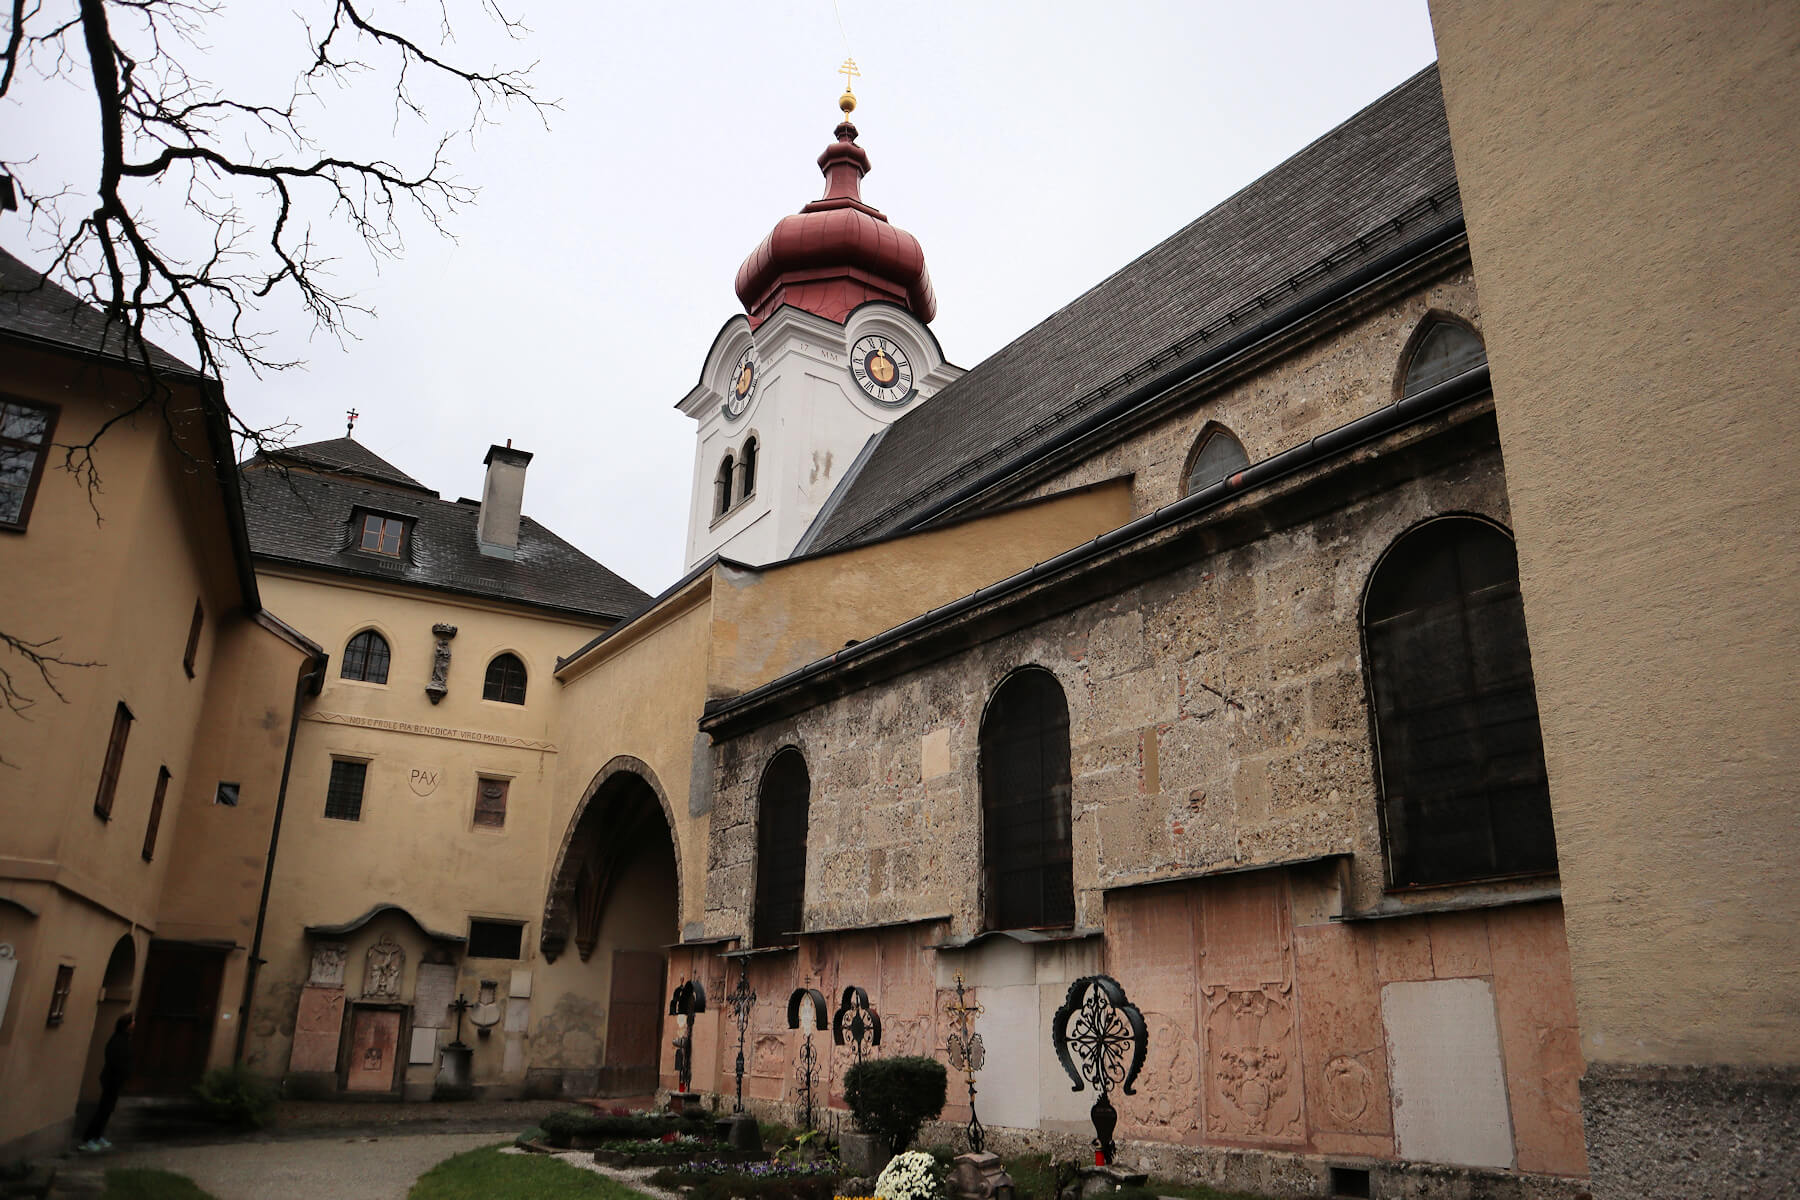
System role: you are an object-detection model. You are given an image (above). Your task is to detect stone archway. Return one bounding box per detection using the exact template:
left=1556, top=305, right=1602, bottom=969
left=542, top=755, right=681, bottom=963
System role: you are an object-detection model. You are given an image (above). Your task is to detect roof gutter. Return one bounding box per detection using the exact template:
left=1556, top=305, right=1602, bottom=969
left=702, top=359, right=1490, bottom=735
left=824, top=214, right=1468, bottom=550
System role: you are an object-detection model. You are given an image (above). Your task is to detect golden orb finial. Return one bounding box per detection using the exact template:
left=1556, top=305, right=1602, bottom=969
left=837, top=57, right=860, bottom=121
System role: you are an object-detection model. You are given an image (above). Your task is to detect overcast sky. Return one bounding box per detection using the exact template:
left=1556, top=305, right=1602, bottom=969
left=7, top=1, right=1438, bottom=595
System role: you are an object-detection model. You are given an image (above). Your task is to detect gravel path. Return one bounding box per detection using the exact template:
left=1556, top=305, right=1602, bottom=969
left=100, top=1130, right=506, bottom=1200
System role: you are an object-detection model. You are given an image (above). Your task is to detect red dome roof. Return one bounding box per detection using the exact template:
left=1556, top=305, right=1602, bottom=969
left=734, top=122, right=936, bottom=328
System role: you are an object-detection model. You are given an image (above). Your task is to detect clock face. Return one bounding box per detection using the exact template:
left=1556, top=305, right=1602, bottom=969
left=724, top=346, right=757, bottom=419
left=850, top=335, right=916, bottom=405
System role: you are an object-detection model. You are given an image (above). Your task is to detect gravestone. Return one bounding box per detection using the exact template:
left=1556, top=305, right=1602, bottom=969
left=413, top=961, right=456, bottom=1029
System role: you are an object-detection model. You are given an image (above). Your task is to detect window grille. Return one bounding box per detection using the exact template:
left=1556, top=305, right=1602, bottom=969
left=1402, top=321, right=1486, bottom=397
left=483, top=654, right=527, bottom=705
left=341, top=630, right=391, bottom=684
left=325, top=759, right=368, bottom=821
left=752, top=748, right=810, bottom=947
left=1185, top=426, right=1250, bottom=494
left=1363, top=517, right=1558, bottom=887
left=980, top=668, right=1074, bottom=929
left=46, top=964, right=73, bottom=1025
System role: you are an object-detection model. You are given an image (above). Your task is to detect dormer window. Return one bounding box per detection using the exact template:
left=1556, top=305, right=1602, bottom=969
left=357, top=511, right=407, bottom=556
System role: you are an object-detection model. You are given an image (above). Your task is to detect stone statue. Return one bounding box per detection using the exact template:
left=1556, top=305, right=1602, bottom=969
left=426, top=623, right=457, bottom=704
left=365, top=935, right=404, bottom=1000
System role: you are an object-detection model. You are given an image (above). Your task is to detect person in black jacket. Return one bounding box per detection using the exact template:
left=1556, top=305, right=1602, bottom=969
left=78, top=1012, right=133, bottom=1152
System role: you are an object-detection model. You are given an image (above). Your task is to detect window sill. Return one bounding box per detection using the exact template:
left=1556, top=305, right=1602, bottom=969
left=1335, top=879, right=1561, bottom=923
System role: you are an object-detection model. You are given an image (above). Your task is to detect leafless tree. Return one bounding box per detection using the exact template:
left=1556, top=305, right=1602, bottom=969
left=0, top=0, right=551, bottom=739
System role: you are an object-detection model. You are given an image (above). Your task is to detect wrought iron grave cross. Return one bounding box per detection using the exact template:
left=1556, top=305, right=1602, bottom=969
left=668, top=977, right=707, bottom=1095
left=832, top=984, right=882, bottom=1069
left=943, top=970, right=988, bottom=1154
left=1051, top=975, right=1147, bottom=1166
left=787, top=987, right=828, bottom=1130
left=726, top=960, right=757, bottom=1114
left=446, top=993, right=473, bottom=1049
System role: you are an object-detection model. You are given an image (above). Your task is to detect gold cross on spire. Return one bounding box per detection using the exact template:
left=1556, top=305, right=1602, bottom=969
left=837, top=57, right=859, bottom=120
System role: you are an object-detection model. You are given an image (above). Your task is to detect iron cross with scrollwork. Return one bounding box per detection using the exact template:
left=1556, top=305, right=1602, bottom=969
left=832, top=984, right=882, bottom=1069
left=943, top=970, right=988, bottom=1153
left=727, top=960, right=757, bottom=1114
left=1051, top=974, right=1147, bottom=1165
left=668, top=978, right=707, bottom=1094
left=787, top=987, right=827, bottom=1129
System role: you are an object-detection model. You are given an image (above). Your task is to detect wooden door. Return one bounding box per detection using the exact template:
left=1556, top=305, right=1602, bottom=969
left=130, top=941, right=225, bottom=1093
left=599, top=950, right=666, bottom=1096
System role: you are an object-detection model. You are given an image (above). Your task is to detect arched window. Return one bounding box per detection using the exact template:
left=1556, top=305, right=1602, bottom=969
left=1362, top=517, right=1558, bottom=888
left=738, top=437, right=758, bottom=501
left=341, top=629, right=390, bottom=684
left=483, top=653, right=527, bottom=705
left=1184, top=425, right=1250, bottom=495
left=1400, top=319, right=1486, bottom=398
left=714, top=454, right=735, bottom=518
left=753, top=748, right=809, bottom=947
left=980, top=668, right=1074, bottom=929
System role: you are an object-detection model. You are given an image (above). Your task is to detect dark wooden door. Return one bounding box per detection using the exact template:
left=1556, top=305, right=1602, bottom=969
left=599, top=949, right=666, bottom=1096
left=130, top=941, right=225, bottom=1093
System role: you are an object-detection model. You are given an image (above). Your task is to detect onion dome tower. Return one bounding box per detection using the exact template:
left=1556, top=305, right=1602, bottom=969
left=733, top=88, right=936, bottom=328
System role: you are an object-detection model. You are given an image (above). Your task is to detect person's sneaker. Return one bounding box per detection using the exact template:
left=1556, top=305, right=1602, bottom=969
left=95, top=1138, right=113, bottom=1149
left=77, top=1140, right=102, bottom=1152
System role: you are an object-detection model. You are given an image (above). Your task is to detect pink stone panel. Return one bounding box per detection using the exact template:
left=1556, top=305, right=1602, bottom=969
left=288, top=985, right=345, bottom=1073
left=1488, top=904, right=1589, bottom=1177
left=1373, top=921, right=1433, bottom=982
left=1201, top=875, right=1292, bottom=988
left=1198, top=876, right=1304, bottom=1145
left=1427, top=912, right=1494, bottom=979
left=1292, top=924, right=1395, bottom=1146
left=1105, top=885, right=1203, bottom=1144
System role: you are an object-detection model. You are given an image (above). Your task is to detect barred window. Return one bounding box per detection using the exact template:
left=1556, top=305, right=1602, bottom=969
left=341, top=630, right=391, bottom=684
left=1184, top=425, right=1249, bottom=495
left=980, top=668, right=1074, bottom=930
left=1401, top=320, right=1485, bottom=398
left=325, top=759, right=368, bottom=822
left=46, top=964, right=74, bottom=1026
left=483, top=653, right=527, bottom=705
left=752, top=748, right=809, bottom=948
left=1363, top=517, right=1558, bottom=887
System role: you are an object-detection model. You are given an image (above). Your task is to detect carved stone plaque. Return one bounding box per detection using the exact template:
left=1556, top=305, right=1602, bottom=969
left=1381, top=978, right=1514, bottom=1169
left=409, top=1025, right=438, bottom=1065
left=413, top=961, right=456, bottom=1029
left=309, top=941, right=348, bottom=987
left=290, top=985, right=346, bottom=1073
left=364, top=935, right=404, bottom=1000
left=346, top=1007, right=401, bottom=1091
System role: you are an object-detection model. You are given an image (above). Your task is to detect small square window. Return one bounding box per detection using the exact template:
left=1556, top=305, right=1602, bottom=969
left=357, top=512, right=407, bottom=556
left=474, top=778, right=509, bottom=829
left=325, top=759, right=368, bottom=821
left=466, top=919, right=523, bottom=960
left=46, top=964, right=74, bottom=1026
left=215, top=782, right=241, bottom=807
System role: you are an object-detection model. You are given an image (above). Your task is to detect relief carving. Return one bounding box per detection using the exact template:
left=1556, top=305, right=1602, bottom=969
left=751, top=1032, right=788, bottom=1078
left=1202, top=983, right=1303, bottom=1142
left=364, top=935, right=404, bottom=1000
left=1121, top=1012, right=1200, bottom=1133
left=309, top=942, right=348, bottom=987
left=426, top=623, right=457, bottom=705
left=1323, top=1055, right=1372, bottom=1124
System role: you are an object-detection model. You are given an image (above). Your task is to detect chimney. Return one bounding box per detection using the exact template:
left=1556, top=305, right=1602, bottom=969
left=477, top=443, right=532, bottom=559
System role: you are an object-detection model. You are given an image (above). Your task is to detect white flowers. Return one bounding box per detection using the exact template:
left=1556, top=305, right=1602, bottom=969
left=875, top=1150, right=943, bottom=1200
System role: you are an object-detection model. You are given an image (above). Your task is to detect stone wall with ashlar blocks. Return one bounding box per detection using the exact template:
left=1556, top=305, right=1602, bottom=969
left=702, top=437, right=1514, bottom=941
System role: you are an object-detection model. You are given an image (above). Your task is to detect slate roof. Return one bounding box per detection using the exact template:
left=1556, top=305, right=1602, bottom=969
left=0, top=246, right=197, bottom=374
left=806, top=64, right=1462, bottom=550
left=268, top=437, right=433, bottom=494
left=242, top=444, right=650, bottom=621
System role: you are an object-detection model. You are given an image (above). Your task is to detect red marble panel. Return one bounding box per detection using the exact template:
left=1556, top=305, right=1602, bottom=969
left=1198, top=876, right=1303, bottom=1145
left=1373, top=920, right=1433, bottom=982
left=345, top=1007, right=399, bottom=1091
left=1292, top=924, right=1394, bottom=1144
left=1201, top=875, right=1291, bottom=988
left=1106, top=886, right=1203, bottom=1144
left=288, top=985, right=345, bottom=1073
left=1488, top=904, right=1589, bottom=1177
left=1427, top=912, right=1494, bottom=979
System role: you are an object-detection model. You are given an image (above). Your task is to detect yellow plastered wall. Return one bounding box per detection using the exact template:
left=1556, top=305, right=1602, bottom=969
left=1429, top=1, right=1800, bottom=1065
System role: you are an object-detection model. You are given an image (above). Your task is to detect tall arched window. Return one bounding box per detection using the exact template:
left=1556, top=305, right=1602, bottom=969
left=341, top=629, right=390, bottom=684
left=1184, top=425, right=1250, bottom=495
left=980, top=668, right=1074, bottom=930
left=738, top=437, right=758, bottom=501
left=1400, top=319, right=1486, bottom=398
left=483, top=653, right=527, bottom=705
left=1362, top=517, right=1557, bottom=888
left=753, top=747, right=809, bottom=947
left=714, top=454, right=735, bottom=518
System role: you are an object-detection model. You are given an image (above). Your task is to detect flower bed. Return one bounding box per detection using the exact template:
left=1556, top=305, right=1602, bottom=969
left=540, top=1107, right=715, bottom=1150
left=648, top=1158, right=843, bottom=1200
left=592, top=1138, right=763, bottom=1167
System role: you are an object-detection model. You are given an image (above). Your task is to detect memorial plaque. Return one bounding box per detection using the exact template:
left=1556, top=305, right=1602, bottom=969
left=413, top=962, right=456, bottom=1029
left=504, top=996, right=530, bottom=1033
left=409, top=1025, right=438, bottom=1065
left=308, top=942, right=348, bottom=988
left=509, top=968, right=532, bottom=998
left=289, top=985, right=346, bottom=1073
left=364, top=935, right=404, bottom=1000
left=503, top=1034, right=524, bottom=1075
left=346, top=1007, right=401, bottom=1091
left=1381, top=978, right=1514, bottom=1168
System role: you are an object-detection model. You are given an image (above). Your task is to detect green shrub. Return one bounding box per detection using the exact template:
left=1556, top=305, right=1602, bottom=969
left=192, top=1064, right=276, bottom=1129
left=514, top=1125, right=547, bottom=1148
left=539, top=1109, right=715, bottom=1148
left=844, top=1055, right=948, bottom=1155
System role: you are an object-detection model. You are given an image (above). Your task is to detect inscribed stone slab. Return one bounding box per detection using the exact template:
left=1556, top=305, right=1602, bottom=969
left=289, top=985, right=346, bottom=1073
left=409, top=1026, right=438, bottom=1065
left=413, top=962, right=456, bottom=1029
left=510, top=968, right=532, bottom=998
left=503, top=1034, right=524, bottom=1075
left=504, top=996, right=530, bottom=1033
left=1381, top=978, right=1514, bottom=1169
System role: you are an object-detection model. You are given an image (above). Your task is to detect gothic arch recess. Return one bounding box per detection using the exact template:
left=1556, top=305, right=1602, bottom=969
left=1393, top=310, right=1485, bottom=400
left=540, top=755, right=681, bottom=963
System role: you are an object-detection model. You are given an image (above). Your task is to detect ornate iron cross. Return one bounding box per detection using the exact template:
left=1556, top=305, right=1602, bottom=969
left=727, top=960, right=757, bottom=1114
left=832, top=984, right=882, bottom=1069
left=787, top=987, right=828, bottom=1130
left=943, top=970, right=988, bottom=1154
left=1051, top=975, right=1147, bottom=1165
left=446, top=993, right=473, bottom=1049
left=668, top=977, right=707, bottom=1095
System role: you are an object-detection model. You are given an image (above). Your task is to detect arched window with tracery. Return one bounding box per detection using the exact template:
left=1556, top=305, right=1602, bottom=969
left=341, top=629, right=390, bottom=684
left=483, top=652, right=527, bottom=705
left=752, top=747, right=809, bottom=947
left=1183, top=425, right=1250, bottom=495
left=980, top=668, right=1074, bottom=930
left=738, top=437, right=758, bottom=501
left=1400, top=318, right=1486, bottom=398
left=714, top=454, right=735, bottom=518
left=1362, top=516, right=1558, bottom=888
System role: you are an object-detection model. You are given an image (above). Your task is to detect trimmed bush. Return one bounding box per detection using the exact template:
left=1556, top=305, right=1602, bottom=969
left=843, top=1056, right=947, bottom=1155
left=192, top=1064, right=276, bottom=1129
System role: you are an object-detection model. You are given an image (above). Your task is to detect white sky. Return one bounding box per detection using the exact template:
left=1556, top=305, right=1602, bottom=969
left=5, top=1, right=1438, bottom=595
